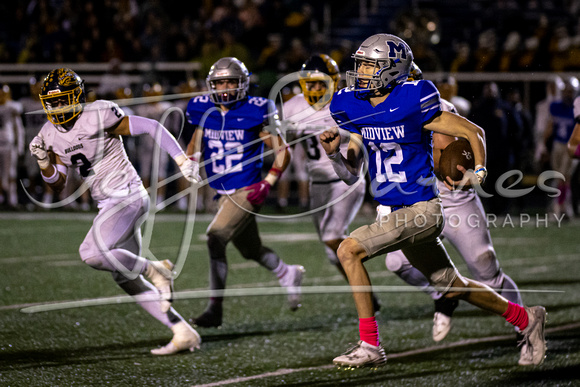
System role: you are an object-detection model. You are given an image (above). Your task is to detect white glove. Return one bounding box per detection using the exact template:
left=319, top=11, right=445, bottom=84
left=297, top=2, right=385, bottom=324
left=29, top=135, right=50, bottom=169
left=178, top=157, right=201, bottom=184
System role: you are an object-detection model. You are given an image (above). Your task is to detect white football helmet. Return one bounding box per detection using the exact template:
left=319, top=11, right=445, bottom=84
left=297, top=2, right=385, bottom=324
left=347, top=34, right=413, bottom=97
left=206, top=57, right=250, bottom=105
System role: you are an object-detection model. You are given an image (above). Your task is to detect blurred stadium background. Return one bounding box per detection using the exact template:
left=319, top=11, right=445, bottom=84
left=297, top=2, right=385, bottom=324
left=0, top=0, right=580, bottom=213
left=2, top=0, right=580, bottom=213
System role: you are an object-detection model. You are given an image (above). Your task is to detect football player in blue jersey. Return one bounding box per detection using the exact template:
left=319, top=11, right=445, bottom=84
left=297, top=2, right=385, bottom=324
left=320, top=34, right=546, bottom=368
left=385, top=64, right=526, bottom=363
left=185, top=57, right=305, bottom=327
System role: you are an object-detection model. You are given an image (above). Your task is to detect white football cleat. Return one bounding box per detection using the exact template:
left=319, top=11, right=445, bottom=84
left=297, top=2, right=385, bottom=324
left=433, top=312, right=453, bottom=342
left=518, top=306, right=547, bottom=366
left=333, top=340, right=387, bottom=368
left=279, top=265, right=305, bottom=311
left=151, top=321, right=201, bottom=355
left=145, top=259, right=174, bottom=313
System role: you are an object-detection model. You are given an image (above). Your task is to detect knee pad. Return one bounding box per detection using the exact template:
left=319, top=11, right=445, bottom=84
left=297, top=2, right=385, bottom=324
left=471, top=250, right=503, bottom=288
left=385, top=251, right=407, bottom=272
left=429, top=267, right=460, bottom=293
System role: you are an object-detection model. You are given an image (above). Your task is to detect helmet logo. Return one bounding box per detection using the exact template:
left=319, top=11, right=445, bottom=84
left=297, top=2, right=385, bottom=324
left=215, top=70, right=229, bottom=77
left=386, top=41, right=408, bottom=59
left=47, top=89, right=61, bottom=94
left=58, top=69, right=79, bottom=86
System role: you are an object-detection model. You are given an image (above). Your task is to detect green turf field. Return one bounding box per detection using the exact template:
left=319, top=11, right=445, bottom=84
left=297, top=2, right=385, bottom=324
left=1, top=211, right=579, bottom=386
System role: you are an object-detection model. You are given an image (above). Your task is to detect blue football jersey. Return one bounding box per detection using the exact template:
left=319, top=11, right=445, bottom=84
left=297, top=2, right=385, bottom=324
left=330, top=80, right=441, bottom=206
left=186, top=95, right=276, bottom=191
left=549, top=101, right=575, bottom=144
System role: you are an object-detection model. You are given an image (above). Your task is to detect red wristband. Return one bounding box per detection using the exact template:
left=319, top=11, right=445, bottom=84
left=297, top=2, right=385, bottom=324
left=574, top=145, right=580, bottom=158
left=269, top=167, right=283, bottom=177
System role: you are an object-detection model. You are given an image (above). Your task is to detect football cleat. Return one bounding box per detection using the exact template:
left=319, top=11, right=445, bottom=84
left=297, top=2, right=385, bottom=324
left=190, top=306, right=223, bottom=328
left=279, top=265, right=305, bottom=311
left=432, top=297, right=458, bottom=342
left=518, top=306, right=547, bottom=366
left=333, top=340, right=387, bottom=368
left=150, top=321, right=201, bottom=355
left=432, top=312, right=452, bottom=342
left=145, top=259, right=174, bottom=313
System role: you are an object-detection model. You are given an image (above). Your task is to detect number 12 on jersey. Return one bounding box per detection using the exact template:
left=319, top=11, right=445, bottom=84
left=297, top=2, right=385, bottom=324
left=369, top=142, right=406, bottom=183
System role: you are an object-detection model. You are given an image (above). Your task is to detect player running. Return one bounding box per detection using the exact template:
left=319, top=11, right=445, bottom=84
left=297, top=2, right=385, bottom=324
left=282, top=54, right=380, bottom=311
left=320, top=34, right=547, bottom=368
left=185, top=57, right=304, bottom=328
left=29, top=68, right=201, bottom=356
left=385, top=63, right=526, bottom=363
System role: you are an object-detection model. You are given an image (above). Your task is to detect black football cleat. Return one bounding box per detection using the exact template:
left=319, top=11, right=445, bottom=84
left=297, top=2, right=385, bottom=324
left=190, top=307, right=222, bottom=328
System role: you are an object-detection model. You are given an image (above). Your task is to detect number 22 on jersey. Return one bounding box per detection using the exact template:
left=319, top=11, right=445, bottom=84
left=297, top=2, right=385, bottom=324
left=207, top=140, right=243, bottom=174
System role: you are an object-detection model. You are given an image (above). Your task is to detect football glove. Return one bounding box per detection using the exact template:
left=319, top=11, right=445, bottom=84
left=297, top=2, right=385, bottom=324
left=245, top=180, right=271, bottom=206
left=29, top=135, right=50, bottom=169
left=178, top=157, right=201, bottom=184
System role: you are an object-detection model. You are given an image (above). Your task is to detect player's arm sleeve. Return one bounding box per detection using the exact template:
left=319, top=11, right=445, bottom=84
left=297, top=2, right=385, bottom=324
left=128, top=115, right=185, bottom=160
left=107, top=97, right=185, bottom=162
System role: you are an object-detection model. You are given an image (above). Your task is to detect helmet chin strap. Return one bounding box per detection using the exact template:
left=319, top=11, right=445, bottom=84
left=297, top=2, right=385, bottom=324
left=55, top=113, right=81, bottom=132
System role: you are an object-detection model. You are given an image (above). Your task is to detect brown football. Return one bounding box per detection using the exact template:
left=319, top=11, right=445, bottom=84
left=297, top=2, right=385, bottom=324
left=438, top=139, right=475, bottom=182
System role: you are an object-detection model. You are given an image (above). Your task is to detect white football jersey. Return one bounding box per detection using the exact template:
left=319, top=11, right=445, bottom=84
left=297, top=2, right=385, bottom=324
left=437, top=98, right=475, bottom=208
left=282, top=93, right=350, bottom=182
left=39, top=100, right=141, bottom=202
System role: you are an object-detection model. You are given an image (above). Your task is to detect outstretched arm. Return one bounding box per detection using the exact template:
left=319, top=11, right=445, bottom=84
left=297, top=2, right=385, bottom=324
left=107, top=115, right=200, bottom=183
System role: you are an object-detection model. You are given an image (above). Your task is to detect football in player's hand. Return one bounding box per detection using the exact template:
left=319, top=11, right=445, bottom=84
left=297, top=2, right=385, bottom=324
left=438, top=139, right=475, bottom=182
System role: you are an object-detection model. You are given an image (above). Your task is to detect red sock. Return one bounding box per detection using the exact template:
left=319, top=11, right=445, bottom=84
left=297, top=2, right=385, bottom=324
left=501, top=301, right=528, bottom=331
left=359, top=316, right=379, bottom=346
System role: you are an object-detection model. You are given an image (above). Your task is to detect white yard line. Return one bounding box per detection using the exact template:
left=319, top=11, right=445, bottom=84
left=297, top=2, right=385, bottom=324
left=191, top=322, right=580, bottom=387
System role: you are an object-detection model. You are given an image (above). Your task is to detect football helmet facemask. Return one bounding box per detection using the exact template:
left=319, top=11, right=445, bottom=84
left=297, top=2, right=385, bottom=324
left=299, top=54, right=341, bottom=106
left=206, top=57, right=250, bottom=105
left=39, top=68, right=85, bottom=130
left=347, top=34, right=413, bottom=98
